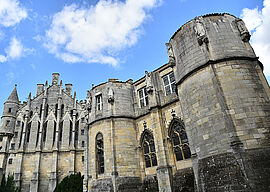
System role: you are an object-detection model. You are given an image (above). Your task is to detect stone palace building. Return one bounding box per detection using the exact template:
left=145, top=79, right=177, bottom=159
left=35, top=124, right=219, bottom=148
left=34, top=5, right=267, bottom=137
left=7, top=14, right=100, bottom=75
left=0, top=13, right=270, bottom=192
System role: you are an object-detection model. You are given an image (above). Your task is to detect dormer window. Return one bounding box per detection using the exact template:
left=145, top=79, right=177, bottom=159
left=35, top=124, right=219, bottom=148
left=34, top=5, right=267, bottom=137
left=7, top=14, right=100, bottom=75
left=96, top=95, right=102, bottom=111
left=138, top=87, right=149, bottom=107
left=162, top=72, right=176, bottom=96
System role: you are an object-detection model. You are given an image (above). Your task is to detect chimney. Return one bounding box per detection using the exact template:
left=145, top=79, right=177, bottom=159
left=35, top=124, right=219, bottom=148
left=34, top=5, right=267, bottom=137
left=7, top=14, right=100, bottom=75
left=52, top=73, right=60, bottom=85
left=36, top=84, right=44, bottom=95
left=65, top=84, right=72, bottom=96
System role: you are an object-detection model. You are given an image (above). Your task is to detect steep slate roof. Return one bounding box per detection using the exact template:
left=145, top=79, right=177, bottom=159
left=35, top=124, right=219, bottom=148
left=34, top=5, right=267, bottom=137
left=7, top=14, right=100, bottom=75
left=6, top=85, right=19, bottom=103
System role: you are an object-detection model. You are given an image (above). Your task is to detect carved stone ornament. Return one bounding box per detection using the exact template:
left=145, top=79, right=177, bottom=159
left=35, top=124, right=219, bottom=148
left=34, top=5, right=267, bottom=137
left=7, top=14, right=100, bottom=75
left=235, top=18, right=251, bottom=42
left=108, top=87, right=114, bottom=103
left=165, top=42, right=176, bottom=67
left=194, top=18, right=209, bottom=45
left=145, top=71, right=153, bottom=93
left=86, top=90, right=92, bottom=111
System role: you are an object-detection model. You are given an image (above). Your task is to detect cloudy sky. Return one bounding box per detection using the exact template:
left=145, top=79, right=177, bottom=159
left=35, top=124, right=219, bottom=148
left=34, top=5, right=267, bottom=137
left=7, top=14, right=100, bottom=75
left=0, top=0, right=267, bottom=112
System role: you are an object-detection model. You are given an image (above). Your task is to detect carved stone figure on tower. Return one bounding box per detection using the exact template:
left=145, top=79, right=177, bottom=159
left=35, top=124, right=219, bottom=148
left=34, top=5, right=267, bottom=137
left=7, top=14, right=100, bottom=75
left=166, top=42, right=176, bottom=66
left=235, top=18, right=251, bottom=42
left=145, top=71, right=153, bottom=93
left=194, top=18, right=208, bottom=45
left=86, top=90, right=92, bottom=111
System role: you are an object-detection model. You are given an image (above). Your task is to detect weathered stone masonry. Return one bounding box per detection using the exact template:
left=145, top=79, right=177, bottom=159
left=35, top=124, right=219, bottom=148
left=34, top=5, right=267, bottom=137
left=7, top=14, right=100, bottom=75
left=0, top=13, right=269, bottom=192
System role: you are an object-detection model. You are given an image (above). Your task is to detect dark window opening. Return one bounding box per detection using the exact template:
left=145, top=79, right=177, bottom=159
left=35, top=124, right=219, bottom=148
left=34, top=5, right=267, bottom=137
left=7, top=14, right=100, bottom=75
left=75, top=121, right=79, bottom=141
left=55, top=104, right=58, bottom=118
left=10, top=143, right=15, bottom=150
left=8, top=108, right=12, bottom=113
left=26, top=123, right=31, bottom=143
left=82, top=141, right=85, bottom=148
left=82, top=156, right=85, bottom=163
left=6, top=120, right=10, bottom=127
left=142, top=131, right=157, bottom=168
left=59, top=122, right=63, bottom=142
left=45, top=104, right=49, bottom=117
left=69, top=120, right=72, bottom=143
left=8, top=158, right=12, bottom=164
left=96, top=133, right=104, bottom=174
left=43, top=122, right=47, bottom=142
left=171, top=121, right=191, bottom=161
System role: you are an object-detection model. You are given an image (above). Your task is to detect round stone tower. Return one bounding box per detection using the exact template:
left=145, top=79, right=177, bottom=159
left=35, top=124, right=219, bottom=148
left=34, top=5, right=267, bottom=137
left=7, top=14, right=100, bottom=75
left=87, top=79, right=141, bottom=192
left=0, top=85, right=19, bottom=135
left=167, top=13, right=270, bottom=191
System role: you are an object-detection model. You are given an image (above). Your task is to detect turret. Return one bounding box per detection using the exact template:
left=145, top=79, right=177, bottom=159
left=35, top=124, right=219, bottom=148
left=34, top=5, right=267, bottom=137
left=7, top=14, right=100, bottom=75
left=0, top=85, right=19, bottom=135
left=168, top=13, right=270, bottom=191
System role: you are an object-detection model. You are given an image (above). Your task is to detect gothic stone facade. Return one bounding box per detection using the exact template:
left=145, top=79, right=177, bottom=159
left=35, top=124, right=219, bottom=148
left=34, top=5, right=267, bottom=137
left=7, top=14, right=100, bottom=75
left=0, top=13, right=270, bottom=192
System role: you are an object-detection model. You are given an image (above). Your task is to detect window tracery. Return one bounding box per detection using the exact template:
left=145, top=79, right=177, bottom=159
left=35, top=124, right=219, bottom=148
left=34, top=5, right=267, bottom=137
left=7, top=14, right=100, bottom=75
left=170, top=120, right=191, bottom=161
left=142, top=131, right=157, bottom=168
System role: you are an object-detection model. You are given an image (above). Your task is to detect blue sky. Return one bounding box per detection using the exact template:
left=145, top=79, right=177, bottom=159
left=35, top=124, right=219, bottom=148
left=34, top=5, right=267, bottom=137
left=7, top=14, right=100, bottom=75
left=0, top=0, right=267, bottom=112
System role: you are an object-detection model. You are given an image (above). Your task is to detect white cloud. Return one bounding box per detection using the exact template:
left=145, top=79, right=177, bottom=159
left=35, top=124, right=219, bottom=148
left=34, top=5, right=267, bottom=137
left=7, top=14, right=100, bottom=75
left=44, top=0, right=161, bottom=66
left=241, top=0, right=270, bottom=76
left=0, top=0, right=27, bottom=27
left=0, top=37, right=34, bottom=63
left=0, top=54, right=7, bottom=62
left=6, top=37, right=23, bottom=59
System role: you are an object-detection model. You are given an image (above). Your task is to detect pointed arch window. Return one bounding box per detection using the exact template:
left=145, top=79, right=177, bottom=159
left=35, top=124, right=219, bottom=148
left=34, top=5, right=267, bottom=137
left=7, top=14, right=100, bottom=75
left=142, top=131, right=157, bottom=168
left=96, top=133, right=104, bottom=174
left=170, top=120, right=191, bottom=161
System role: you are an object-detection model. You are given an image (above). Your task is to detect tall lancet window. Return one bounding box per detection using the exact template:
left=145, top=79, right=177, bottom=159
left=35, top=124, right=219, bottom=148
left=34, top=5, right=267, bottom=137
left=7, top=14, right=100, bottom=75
left=142, top=131, right=157, bottom=168
left=170, top=120, right=191, bottom=161
left=26, top=123, right=31, bottom=143
left=96, top=133, right=104, bottom=174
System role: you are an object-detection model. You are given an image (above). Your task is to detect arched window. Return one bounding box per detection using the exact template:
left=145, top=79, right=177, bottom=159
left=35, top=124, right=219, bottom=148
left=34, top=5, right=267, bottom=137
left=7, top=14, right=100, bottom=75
left=170, top=120, right=191, bottom=161
left=96, top=133, right=104, bottom=174
left=142, top=131, right=157, bottom=168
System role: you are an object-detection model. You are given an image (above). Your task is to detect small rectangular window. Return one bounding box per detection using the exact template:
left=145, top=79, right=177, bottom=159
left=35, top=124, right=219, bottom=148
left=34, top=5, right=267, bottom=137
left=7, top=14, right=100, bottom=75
left=0, top=136, right=3, bottom=142
left=8, top=158, right=12, bottom=164
left=6, top=120, right=10, bottom=127
left=16, top=121, right=21, bottom=127
left=82, top=141, right=85, bottom=148
left=10, top=143, right=15, bottom=150
left=8, top=108, right=12, bottom=113
left=96, top=95, right=102, bottom=111
left=82, top=156, right=85, bottom=163
left=14, top=132, right=18, bottom=138
left=81, top=129, right=84, bottom=135
left=81, top=117, right=85, bottom=123
left=162, top=72, right=176, bottom=96
left=138, top=87, right=149, bottom=107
